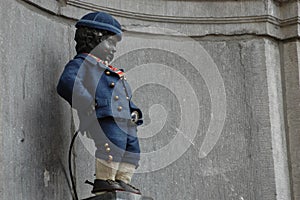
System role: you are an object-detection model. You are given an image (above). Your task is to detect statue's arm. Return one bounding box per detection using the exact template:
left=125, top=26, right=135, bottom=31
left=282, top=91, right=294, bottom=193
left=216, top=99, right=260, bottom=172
left=56, top=60, right=94, bottom=112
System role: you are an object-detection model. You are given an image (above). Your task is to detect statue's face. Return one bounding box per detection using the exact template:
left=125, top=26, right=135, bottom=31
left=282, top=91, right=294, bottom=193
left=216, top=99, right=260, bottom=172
left=96, top=35, right=119, bottom=63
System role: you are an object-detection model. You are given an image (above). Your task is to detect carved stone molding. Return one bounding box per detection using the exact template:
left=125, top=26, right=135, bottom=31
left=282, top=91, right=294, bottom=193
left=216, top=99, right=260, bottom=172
left=65, top=0, right=299, bottom=26
left=61, top=0, right=299, bottom=39
left=20, top=0, right=300, bottom=39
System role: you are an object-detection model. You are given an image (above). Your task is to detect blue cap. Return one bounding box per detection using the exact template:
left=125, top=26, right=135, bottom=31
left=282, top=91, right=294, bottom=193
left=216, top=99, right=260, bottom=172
left=76, top=12, right=122, bottom=39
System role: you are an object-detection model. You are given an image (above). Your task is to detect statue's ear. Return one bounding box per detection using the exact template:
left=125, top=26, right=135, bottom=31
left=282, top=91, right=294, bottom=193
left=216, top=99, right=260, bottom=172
left=86, top=35, right=93, bottom=44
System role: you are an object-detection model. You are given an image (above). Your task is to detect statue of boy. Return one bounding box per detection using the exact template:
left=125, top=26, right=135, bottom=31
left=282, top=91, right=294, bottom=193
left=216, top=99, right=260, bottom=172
left=57, top=12, right=143, bottom=195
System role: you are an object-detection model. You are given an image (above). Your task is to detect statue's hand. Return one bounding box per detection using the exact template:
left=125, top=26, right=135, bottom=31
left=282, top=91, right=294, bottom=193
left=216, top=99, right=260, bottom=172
left=131, top=111, right=139, bottom=123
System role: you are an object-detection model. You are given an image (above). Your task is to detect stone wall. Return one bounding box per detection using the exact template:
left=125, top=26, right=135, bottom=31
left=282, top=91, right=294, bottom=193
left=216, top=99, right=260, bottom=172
left=0, top=0, right=299, bottom=200
left=0, top=0, right=75, bottom=199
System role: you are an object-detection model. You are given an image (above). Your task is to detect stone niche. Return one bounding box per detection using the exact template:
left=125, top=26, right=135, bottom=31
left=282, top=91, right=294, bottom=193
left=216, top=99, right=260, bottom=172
left=5, top=1, right=299, bottom=200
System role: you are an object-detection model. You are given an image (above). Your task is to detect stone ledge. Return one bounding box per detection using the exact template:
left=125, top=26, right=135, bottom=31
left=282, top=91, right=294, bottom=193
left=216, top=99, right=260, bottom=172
left=82, top=191, right=154, bottom=200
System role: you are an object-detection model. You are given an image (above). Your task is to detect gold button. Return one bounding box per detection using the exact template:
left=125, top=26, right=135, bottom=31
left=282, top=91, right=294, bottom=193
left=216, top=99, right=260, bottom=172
left=110, top=82, right=115, bottom=88
left=106, top=147, right=111, bottom=152
left=108, top=155, right=113, bottom=162
left=104, top=143, right=109, bottom=148
left=105, top=71, right=110, bottom=75
left=118, top=106, right=122, bottom=111
left=114, top=96, right=119, bottom=100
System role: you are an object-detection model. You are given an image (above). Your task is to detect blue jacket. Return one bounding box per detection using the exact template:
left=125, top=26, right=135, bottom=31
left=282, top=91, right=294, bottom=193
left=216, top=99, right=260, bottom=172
left=57, top=53, right=143, bottom=130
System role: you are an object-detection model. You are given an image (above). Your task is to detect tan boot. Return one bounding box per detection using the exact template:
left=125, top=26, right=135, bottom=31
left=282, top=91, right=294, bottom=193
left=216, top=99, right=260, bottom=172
left=115, top=162, right=141, bottom=194
left=93, top=159, right=123, bottom=195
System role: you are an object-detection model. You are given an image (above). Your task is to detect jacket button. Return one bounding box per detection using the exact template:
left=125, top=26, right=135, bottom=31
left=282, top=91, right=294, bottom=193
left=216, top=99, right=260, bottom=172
left=110, top=82, right=115, bottom=88
left=108, top=155, right=113, bottom=162
left=104, top=143, right=109, bottom=148
left=106, top=147, right=111, bottom=152
left=105, top=71, right=110, bottom=75
left=126, top=97, right=130, bottom=100
left=118, top=106, right=122, bottom=111
left=114, top=96, right=119, bottom=100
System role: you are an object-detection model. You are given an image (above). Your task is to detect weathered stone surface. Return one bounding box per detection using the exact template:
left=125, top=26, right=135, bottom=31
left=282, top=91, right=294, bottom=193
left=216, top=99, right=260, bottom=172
left=282, top=41, right=300, bottom=200
left=265, top=39, right=291, bottom=200
left=22, top=0, right=60, bottom=14
left=0, top=0, right=75, bottom=199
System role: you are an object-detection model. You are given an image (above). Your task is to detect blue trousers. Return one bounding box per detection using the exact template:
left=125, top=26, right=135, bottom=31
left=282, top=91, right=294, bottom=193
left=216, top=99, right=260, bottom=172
left=87, top=117, right=140, bottom=168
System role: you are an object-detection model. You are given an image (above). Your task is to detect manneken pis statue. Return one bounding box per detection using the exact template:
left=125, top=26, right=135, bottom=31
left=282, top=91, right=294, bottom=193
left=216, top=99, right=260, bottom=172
left=57, top=11, right=143, bottom=195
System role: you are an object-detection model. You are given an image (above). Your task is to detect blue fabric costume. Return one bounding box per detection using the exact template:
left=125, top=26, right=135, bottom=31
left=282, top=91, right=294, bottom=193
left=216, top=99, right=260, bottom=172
left=57, top=53, right=143, bottom=167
